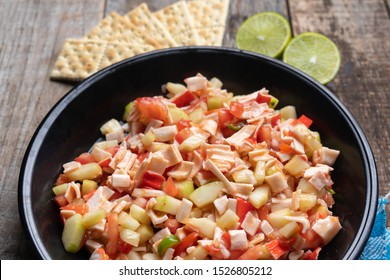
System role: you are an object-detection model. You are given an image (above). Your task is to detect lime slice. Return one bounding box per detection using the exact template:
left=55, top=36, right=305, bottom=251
left=236, top=12, right=291, bottom=58
left=283, top=32, right=341, bottom=84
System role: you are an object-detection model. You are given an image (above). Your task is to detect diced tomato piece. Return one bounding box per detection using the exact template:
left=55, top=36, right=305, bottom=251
left=270, top=112, right=280, bottom=127
left=60, top=199, right=88, bottom=215
left=221, top=126, right=236, bottom=138
left=256, top=92, right=272, bottom=105
left=174, top=232, right=199, bottom=257
left=302, top=247, right=321, bottom=260
left=142, top=170, right=165, bottom=189
left=238, top=244, right=266, bottom=260
left=163, top=177, right=179, bottom=197
left=104, top=145, right=119, bottom=157
left=83, top=190, right=96, bottom=202
left=236, top=197, right=255, bottom=224
left=55, top=174, right=71, bottom=185
left=228, top=250, right=245, bottom=260
left=172, top=90, right=195, bottom=107
left=136, top=97, right=168, bottom=122
left=257, top=125, right=272, bottom=146
left=176, top=119, right=192, bottom=131
left=265, top=239, right=288, bottom=260
left=175, top=127, right=193, bottom=144
left=53, top=195, right=68, bottom=207
left=106, top=213, right=119, bottom=259
left=75, top=152, right=95, bottom=164
left=229, top=101, right=244, bottom=119
left=257, top=205, right=270, bottom=221
left=217, top=108, right=235, bottom=126
left=300, top=228, right=323, bottom=249
left=279, top=143, right=295, bottom=154
left=118, top=239, right=133, bottom=254
left=297, top=114, right=313, bottom=128
left=98, top=157, right=111, bottom=167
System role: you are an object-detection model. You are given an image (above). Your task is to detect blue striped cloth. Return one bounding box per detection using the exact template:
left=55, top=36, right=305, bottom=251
left=359, top=194, right=390, bottom=260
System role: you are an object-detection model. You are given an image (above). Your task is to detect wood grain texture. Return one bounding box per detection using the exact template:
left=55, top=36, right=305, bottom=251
left=0, top=0, right=105, bottom=259
left=0, top=0, right=388, bottom=259
left=288, top=0, right=390, bottom=197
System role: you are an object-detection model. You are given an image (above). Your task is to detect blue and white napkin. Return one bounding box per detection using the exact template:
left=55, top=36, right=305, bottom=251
left=359, top=193, right=390, bottom=260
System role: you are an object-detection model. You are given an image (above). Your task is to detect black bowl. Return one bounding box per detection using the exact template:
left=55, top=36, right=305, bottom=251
left=18, top=47, right=377, bottom=260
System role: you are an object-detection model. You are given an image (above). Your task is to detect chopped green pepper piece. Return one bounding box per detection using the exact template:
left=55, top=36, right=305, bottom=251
left=324, top=186, right=336, bottom=195
left=157, top=234, right=180, bottom=256
left=123, top=101, right=134, bottom=121
left=269, top=96, right=279, bottom=108
left=227, top=122, right=245, bottom=132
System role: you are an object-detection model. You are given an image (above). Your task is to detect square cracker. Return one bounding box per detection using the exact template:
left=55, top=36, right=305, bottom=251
left=99, top=42, right=155, bottom=70
left=50, top=38, right=107, bottom=81
left=187, top=0, right=230, bottom=28
left=154, top=1, right=200, bottom=46
left=86, top=12, right=160, bottom=48
left=187, top=0, right=230, bottom=46
left=196, top=26, right=226, bottom=46
left=125, top=3, right=177, bottom=48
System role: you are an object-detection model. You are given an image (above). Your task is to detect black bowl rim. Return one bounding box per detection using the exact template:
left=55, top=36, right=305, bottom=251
left=18, top=46, right=378, bottom=260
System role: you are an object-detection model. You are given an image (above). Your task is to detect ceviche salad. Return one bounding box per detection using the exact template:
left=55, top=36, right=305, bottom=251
left=53, top=74, right=342, bottom=260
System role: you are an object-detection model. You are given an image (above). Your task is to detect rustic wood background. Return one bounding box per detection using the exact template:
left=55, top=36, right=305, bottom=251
left=0, top=0, right=389, bottom=259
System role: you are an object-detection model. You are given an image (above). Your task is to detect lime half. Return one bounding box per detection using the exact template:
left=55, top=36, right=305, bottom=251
left=283, top=32, right=341, bottom=84
left=236, top=12, right=291, bottom=58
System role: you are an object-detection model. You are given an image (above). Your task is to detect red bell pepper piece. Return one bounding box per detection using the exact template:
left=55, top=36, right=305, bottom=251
left=256, top=92, right=272, bottom=105
left=136, top=97, right=168, bottom=122
left=175, top=127, right=193, bottom=144
left=53, top=195, right=68, bottom=207
left=297, top=114, right=313, bottom=128
left=217, top=108, right=235, bottom=126
left=174, top=232, right=199, bottom=257
left=142, top=170, right=165, bottom=189
left=229, top=101, right=244, bottom=119
left=176, top=119, right=192, bottom=131
left=74, top=152, right=95, bottom=164
left=172, top=90, right=195, bottom=107
left=270, top=112, right=280, bottom=127
left=163, top=177, right=179, bottom=197
left=236, top=197, right=255, bottom=224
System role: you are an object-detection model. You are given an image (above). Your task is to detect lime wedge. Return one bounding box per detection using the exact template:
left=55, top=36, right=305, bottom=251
left=236, top=12, right=291, bottom=58
left=283, top=32, right=341, bottom=84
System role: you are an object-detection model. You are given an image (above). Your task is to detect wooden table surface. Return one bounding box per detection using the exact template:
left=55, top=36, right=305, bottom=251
left=0, top=0, right=389, bottom=259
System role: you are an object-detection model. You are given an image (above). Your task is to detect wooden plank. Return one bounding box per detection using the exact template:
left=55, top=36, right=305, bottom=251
left=0, top=0, right=105, bottom=259
left=288, top=0, right=390, bottom=198
left=105, top=0, right=178, bottom=14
